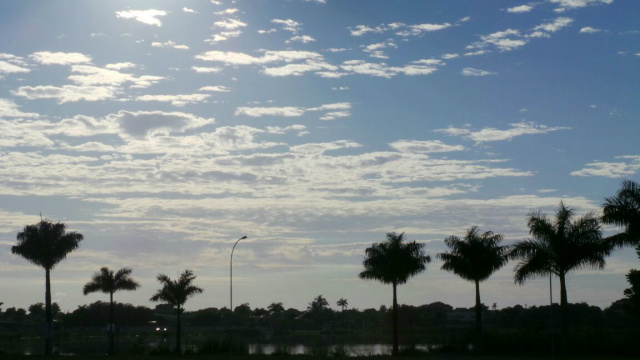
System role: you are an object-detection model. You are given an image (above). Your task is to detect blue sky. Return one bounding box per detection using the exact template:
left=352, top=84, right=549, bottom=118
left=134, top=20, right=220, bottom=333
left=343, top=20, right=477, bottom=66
left=1, top=0, right=638, bottom=313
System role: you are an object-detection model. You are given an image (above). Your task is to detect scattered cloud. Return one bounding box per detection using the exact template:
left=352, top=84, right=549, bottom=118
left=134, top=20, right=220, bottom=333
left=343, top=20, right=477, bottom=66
left=350, top=21, right=452, bottom=37
left=389, top=140, right=465, bottom=154
left=12, top=85, right=116, bottom=103
left=571, top=155, right=640, bottom=178
left=108, top=110, right=215, bottom=138
left=507, top=5, right=534, bottom=13
left=115, top=9, right=167, bottom=27
left=136, top=94, right=211, bottom=107
left=0, top=98, right=39, bottom=118
left=29, top=51, right=92, bottom=65
left=461, top=67, right=495, bottom=76
left=550, top=0, right=614, bottom=12
left=199, top=85, right=231, bottom=92
left=0, top=60, right=30, bottom=74
left=191, top=66, right=222, bottom=73
left=236, top=102, right=351, bottom=120
left=183, top=7, right=196, bottom=14
left=151, top=41, right=189, bottom=50
left=579, top=27, right=601, bottom=33
left=435, top=122, right=570, bottom=143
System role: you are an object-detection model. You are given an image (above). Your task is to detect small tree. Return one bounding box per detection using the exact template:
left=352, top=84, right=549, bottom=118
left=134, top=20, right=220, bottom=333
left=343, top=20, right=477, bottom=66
left=150, top=270, right=203, bottom=354
left=437, top=226, right=508, bottom=353
left=12, top=219, right=83, bottom=356
left=359, top=232, right=430, bottom=356
left=337, top=298, right=348, bottom=311
left=83, top=267, right=140, bottom=355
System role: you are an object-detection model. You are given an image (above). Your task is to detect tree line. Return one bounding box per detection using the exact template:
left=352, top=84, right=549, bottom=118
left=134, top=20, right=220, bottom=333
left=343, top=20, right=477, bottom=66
left=5, top=179, right=640, bottom=356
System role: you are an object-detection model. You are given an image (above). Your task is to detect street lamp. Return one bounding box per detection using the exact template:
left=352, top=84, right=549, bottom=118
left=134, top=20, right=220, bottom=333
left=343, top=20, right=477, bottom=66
left=230, top=235, right=247, bottom=312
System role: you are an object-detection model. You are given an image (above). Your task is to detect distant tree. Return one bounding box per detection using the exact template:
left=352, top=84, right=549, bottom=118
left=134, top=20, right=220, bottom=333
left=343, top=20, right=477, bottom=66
left=267, top=302, right=285, bottom=315
left=308, top=295, right=329, bottom=312
left=11, top=219, right=83, bottom=356
left=150, top=270, right=203, bottom=354
left=359, top=232, right=431, bottom=356
left=83, top=267, right=140, bottom=355
left=437, top=226, right=508, bottom=353
left=337, top=298, right=348, bottom=311
left=510, top=202, right=610, bottom=356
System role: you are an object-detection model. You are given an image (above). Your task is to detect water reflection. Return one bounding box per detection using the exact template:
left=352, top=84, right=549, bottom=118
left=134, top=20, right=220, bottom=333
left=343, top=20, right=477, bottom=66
left=248, top=343, right=431, bottom=356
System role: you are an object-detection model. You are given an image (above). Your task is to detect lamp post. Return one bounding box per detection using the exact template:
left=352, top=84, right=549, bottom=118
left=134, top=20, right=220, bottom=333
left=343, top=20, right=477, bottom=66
left=230, top=236, right=247, bottom=312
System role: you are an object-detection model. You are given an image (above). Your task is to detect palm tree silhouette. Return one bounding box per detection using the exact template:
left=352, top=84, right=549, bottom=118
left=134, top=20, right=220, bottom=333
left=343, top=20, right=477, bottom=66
left=337, top=298, right=348, bottom=311
left=437, top=226, right=508, bottom=353
left=267, top=302, right=284, bottom=315
left=359, top=232, right=430, bottom=356
left=510, top=202, right=610, bottom=356
left=83, top=267, right=140, bottom=355
left=150, top=270, right=203, bottom=354
left=11, top=219, right=83, bottom=356
left=603, top=180, right=640, bottom=248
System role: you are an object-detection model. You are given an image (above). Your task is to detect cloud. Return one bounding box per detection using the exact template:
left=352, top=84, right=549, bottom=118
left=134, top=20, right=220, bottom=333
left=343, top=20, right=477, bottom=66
left=116, top=9, right=167, bottom=27
left=507, top=5, right=534, bottom=13
left=0, top=98, right=39, bottom=118
left=196, top=50, right=323, bottom=65
left=214, top=18, right=247, bottom=30
left=571, top=156, right=640, bottom=178
left=350, top=22, right=452, bottom=37
left=262, top=60, right=337, bottom=77
left=550, top=0, right=614, bottom=12
left=235, top=106, right=306, bottom=117
left=435, top=122, right=570, bottom=143
left=531, top=17, right=573, bottom=33
left=442, top=53, right=459, bottom=59
left=199, top=85, right=231, bottom=92
left=461, top=67, right=495, bottom=76
left=105, top=62, right=136, bottom=70
left=107, top=110, right=215, bottom=138
left=205, top=30, right=243, bottom=44
left=29, top=51, right=92, bottom=65
left=389, top=140, right=465, bottom=154
left=191, top=66, right=222, bottom=73
left=288, top=35, right=316, bottom=44
left=236, top=103, right=351, bottom=119
left=579, top=27, right=601, bottom=33
left=136, top=94, right=211, bottom=107
left=214, top=8, right=239, bottom=15
left=67, top=65, right=165, bottom=88
left=182, top=7, right=196, bottom=13
left=272, top=19, right=301, bottom=33
left=12, top=85, right=116, bottom=103
left=0, top=60, right=30, bottom=73
left=151, top=41, right=189, bottom=50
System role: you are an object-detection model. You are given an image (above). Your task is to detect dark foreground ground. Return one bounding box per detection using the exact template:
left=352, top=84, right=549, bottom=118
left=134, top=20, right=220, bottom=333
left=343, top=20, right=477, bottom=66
left=2, top=356, right=640, bottom=360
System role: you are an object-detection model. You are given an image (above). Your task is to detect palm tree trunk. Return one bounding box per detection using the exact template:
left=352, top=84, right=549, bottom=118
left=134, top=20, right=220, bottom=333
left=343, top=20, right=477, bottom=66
left=45, top=268, right=52, bottom=356
left=559, top=273, right=569, bottom=357
left=474, top=279, right=482, bottom=355
left=176, top=306, right=182, bottom=354
left=109, top=292, right=115, bottom=355
left=392, top=281, right=399, bottom=356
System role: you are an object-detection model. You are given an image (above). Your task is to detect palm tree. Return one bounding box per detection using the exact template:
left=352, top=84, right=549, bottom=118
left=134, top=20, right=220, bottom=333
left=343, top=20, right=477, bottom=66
left=510, top=202, right=610, bottom=356
left=337, top=298, right=348, bottom=311
left=602, top=180, right=640, bottom=248
left=11, top=219, right=83, bottom=356
left=359, top=232, right=431, bottom=356
left=150, top=270, right=203, bottom=354
left=83, top=267, right=140, bottom=355
left=267, top=302, right=285, bottom=315
left=437, top=226, right=508, bottom=353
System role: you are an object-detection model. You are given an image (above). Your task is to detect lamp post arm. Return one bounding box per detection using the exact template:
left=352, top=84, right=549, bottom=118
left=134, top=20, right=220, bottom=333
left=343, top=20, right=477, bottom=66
left=230, top=236, right=247, bottom=312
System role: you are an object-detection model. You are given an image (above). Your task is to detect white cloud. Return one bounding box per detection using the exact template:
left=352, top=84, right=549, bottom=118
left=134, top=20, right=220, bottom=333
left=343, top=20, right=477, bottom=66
left=136, top=94, right=211, bottom=107
left=191, top=66, right=222, bottom=73
left=105, top=62, right=136, bottom=70
left=0, top=60, right=30, bottom=73
left=550, top=0, right=613, bottom=12
left=116, top=9, right=167, bottom=27
left=532, top=17, right=573, bottom=33
left=12, top=85, right=116, bottom=103
left=215, top=8, right=239, bottom=15
left=435, top=122, right=571, bottom=143
left=214, top=18, right=247, bottom=30
left=350, top=22, right=452, bottom=37
left=272, top=19, right=301, bottom=33
left=262, top=60, right=337, bottom=77
left=183, top=7, right=196, bottom=13
left=151, top=41, right=189, bottom=50
left=199, top=85, right=231, bottom=92
left=349, top=25, right=383, bottom=37
left=67, top=65, right=164, bottom=88
left=0, top=98, right=39, bottom=118
left=442, top=53, right=459, bottom=59
left=579, top=27, right=601, bottom=33
left=507, top=5, right=534, bottom=13
left=461, top=67, right=495, bottom=76
left=319, top=111, right=350, bottom=121
left=288, top=35, right=316, bottom=44
left=571, top=156, right=640, bottom=178
left=389, top=140, right=465, bottom=154
left=29, top=51, right=92, bottom=65
left=205, top=30, right=243, bottom=44
left=196, top=50, right=323, bottom=65
left=235, top=106, right=306, bottom=117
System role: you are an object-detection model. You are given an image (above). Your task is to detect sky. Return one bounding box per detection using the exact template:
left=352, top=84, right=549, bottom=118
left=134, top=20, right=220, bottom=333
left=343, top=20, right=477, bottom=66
left=0, top=0, right=639, bottom=314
